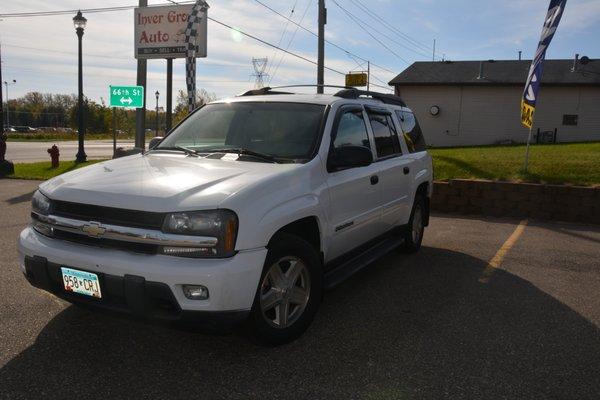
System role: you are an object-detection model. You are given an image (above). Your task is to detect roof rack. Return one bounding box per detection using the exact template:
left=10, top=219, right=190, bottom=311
left=238, top=87, right=292, bottom=96
left=238, top=85, right=406, bottom=107
left=239, top=84, right=352, bottom=97
left=333, top=89, right=406, bottom=107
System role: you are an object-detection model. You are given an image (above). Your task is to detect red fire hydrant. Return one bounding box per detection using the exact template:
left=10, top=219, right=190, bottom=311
left=47, top=144, right=60, bottom=168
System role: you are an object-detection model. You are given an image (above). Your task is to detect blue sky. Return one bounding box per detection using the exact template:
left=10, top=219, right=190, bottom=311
left=0, top=0, right=598, bottom=108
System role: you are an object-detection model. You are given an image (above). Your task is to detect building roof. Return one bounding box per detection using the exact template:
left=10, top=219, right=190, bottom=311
left=389, top=59, right=600, bottom=87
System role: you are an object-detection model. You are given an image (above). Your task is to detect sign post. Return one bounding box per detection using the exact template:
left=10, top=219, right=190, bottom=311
left=109, top=85, right=145, bottom=156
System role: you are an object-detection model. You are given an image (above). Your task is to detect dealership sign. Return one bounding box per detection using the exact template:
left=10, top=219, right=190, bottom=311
left=134, top=4, right=207, bottom=59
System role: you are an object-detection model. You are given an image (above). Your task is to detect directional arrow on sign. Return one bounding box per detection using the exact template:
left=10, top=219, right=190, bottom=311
left=120, top=97, right=133, bottom=105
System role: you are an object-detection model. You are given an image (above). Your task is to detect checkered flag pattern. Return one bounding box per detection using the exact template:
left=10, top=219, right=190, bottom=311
left=185, top=1, right=208, bottom=113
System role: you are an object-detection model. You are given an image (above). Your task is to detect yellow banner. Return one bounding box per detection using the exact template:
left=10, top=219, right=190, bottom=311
left=521, top=100, right=535, bottom=129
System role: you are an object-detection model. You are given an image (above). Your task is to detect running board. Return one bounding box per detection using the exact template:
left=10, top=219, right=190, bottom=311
left=324, top=236, right=404, bottom=290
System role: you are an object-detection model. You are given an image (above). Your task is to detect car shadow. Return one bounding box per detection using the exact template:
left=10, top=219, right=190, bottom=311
left=5, top=190, right=35, bottom=205
left=1, top=246, right=599, bottom=399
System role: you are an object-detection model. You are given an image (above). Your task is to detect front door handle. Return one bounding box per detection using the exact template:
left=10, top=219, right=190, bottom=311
left=403, top=167, right=410, bottom=175
left=370, top=175, right=379, bottom=185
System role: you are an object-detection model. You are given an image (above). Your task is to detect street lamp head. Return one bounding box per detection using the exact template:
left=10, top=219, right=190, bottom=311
left=155, top=91, right=160, bottom=99
left=73, top=10, right=87, bottom=30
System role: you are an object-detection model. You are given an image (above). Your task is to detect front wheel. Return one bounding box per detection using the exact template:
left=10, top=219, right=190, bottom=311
left=400, top=194, right=426, bottom=253
left=248, top=234, right=322, bottom=345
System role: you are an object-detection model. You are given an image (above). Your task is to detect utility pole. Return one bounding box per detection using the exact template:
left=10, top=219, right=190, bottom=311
left=317, top=0, right=326, bottom=94
left=367, top=61, right=370, bottom=91
left=166, top=58, right=173, bottom=132
left=432, top=39, right=436, bottom=61
left=135, top=0, right=148, bottom=150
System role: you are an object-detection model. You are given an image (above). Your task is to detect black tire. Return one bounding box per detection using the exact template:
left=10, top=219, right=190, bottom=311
left=248, top=233, right=322, bottom=346
left=400, top=194, right=426, bottom=253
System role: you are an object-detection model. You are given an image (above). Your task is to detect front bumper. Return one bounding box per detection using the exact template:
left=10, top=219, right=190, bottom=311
left=18, top=227, right=267, bottom=325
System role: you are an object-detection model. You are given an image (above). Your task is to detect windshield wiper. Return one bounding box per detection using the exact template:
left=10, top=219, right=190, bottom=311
left=153, top=145, right=200, bottom=157
left=207, top=147, right=278, bottom=163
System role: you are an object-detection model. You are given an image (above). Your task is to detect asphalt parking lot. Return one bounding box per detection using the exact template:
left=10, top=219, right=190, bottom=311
left=1, top=179, right=599, bottom=399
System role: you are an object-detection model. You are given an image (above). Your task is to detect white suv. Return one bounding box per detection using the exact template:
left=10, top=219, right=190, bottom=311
left=18, top=87, right=433, bottom=344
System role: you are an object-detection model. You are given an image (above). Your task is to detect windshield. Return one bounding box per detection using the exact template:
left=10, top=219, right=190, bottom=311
left=157, top=102, right=326, bottom=161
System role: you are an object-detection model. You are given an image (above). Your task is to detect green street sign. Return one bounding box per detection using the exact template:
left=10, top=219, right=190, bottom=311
left=109, top=85, right=144, bottom=108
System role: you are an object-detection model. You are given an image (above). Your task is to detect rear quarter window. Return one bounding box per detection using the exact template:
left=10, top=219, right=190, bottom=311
left=396, top=110, right=427, bottom=153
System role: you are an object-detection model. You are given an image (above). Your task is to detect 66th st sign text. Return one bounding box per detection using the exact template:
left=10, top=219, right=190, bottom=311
left=109, top=86, right=144, bottom=109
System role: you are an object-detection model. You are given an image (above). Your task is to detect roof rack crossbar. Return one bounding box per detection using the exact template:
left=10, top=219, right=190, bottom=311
left=238, top=84, right=354, bottom=97
left=237, top=85, right=407, bottom=108
left=333, top=89, right=406, bottom=107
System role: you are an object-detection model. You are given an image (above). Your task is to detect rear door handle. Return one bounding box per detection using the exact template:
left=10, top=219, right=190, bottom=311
left=403, top=167, right=410, bottom=175
left=370, top=175, right=379, bottom=185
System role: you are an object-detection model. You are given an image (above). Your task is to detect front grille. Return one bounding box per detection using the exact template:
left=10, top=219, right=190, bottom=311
left=52, top=229, right=159, bottom=255
left=53, top=200, right=165, bottom=229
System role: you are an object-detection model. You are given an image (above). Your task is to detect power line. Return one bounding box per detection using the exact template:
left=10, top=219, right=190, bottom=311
left=207, top=16, right=346, bottom=76
left=348, top=0, right=435, bottom=54
left=330, top=0, right=410, bottom=65
left=4, top=43, right=249, bottom=68
left=269, top=0, right=313, bottom=85
left=251, top=0, right=396, bottom=75
left=1, top=4, right=347, bottom=78
left=266, top=0, right=299, bottom=78
left=0, top=2, right=195, bottom=18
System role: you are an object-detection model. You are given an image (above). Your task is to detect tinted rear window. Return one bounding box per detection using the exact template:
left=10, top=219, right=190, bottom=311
left=396, top=111, right=427, bottom=153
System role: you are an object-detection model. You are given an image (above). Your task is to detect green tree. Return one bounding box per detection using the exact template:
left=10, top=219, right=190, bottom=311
left=173, top=88, right=217, bottom=125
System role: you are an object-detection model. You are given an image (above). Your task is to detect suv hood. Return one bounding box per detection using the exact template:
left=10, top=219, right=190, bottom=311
left=40, top=153, right=299, bottom=212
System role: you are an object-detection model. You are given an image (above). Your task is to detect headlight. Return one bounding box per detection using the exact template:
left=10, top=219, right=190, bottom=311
left=32, top=190, right=53, bottom=215
left=161, top=210, right=238, bottom=258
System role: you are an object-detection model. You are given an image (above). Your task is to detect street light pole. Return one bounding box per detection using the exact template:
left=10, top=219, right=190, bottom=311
left=73, top=10, right=87, bottom=163
left=155, top=90, right=160, bottom=137
left=3, top=79, right=16, bottom=129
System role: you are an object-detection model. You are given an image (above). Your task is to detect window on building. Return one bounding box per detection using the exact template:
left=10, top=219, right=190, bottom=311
left=367, top=110, right=401, bottom=158
left=396, top=110, right=427, bottom=153
left=562, top=114, right=578, bottom=126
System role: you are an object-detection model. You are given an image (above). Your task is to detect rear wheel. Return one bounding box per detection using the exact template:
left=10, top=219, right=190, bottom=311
left=400, top=194, right=426, bottom=253
left=248, top=234, right=322, bottom=345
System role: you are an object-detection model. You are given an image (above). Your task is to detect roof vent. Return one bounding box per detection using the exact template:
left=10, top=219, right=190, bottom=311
left=477, top=61, right=485, bottom=80
left=572, top=53, right=580, bottom=72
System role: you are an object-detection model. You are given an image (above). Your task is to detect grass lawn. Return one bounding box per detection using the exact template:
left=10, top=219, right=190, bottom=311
left=5, top=142, right=599, bottom=185
left=430, top=142, right=600, bottom=187
left=7, top=160, right=105, bottom=180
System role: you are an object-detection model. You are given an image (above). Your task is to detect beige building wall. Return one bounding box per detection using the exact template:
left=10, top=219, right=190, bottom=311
left=396, top=85, right=600, bottom=147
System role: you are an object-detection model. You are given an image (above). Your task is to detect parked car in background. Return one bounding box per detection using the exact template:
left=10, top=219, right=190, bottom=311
left=18, top=87, right=433, bottom=345
left=12, top=126, right=37, bottom=133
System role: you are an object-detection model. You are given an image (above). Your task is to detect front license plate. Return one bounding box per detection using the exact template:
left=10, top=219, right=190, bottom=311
left=61, top=267, right=102, bottom=299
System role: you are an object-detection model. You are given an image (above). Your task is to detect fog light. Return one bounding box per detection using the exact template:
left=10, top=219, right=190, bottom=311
left=183, top=285, right=209, bottom=300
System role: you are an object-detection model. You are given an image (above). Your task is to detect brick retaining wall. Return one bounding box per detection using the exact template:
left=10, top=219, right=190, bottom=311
left=431, top=179, right=600, bottom=224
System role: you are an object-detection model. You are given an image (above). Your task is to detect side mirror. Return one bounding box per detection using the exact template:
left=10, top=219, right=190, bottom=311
left=148, top=137, right=164, bottom=150
left=328, top=145, right=373, bottom=171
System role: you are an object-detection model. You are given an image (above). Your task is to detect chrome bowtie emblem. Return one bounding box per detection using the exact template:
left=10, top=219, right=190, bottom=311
left=82, top=222, right=106, bottom=238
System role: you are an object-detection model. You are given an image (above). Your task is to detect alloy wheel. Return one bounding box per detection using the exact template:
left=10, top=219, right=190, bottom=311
left=259, top=256, right=311, bottom=329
